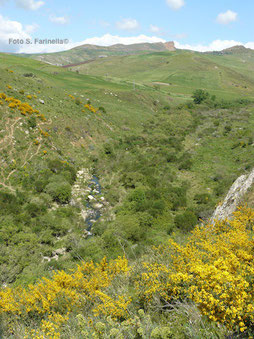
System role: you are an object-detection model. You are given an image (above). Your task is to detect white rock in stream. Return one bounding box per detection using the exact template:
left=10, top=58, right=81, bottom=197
left=88, top=195, right=95, bottom=201
left=53, top=248, right=66, bottom=256
left=94, top=203, right=103, bottom=209
left=83, top=230, right=92, bottom=238
left=81, top=210, right=88, bottom=221
left=70, top=199, right=76, bottom=206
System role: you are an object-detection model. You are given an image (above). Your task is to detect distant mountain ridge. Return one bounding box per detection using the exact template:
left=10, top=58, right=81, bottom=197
left=72, top=41, right=175, bottom=52
left=221, top=45, right=251, bottom=53
left=25, top=41, right=176, bottom=66
left=208, top=45, right=254, bottom=55
left=22, top=41, right=254, bottom=67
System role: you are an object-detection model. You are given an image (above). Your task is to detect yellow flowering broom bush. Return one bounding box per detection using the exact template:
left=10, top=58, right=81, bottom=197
left=135, top=206, right=254, bottom=334
left=0, top=257, right=131, bottom=337
left=0, top=208, right=254, bottom=337
left=0, top=92, right=43, bottom=116
left=84, top=103, right=98, bottom=113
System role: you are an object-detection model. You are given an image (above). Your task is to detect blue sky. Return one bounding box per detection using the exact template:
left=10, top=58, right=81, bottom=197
left=0, top=0, right=253, bottom=53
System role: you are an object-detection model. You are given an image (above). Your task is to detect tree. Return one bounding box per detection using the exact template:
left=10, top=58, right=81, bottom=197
left=192, top=89, right=209, bottom=104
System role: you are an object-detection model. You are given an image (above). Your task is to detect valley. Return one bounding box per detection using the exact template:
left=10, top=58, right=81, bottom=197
left=0, top=45, right=254, bottom=338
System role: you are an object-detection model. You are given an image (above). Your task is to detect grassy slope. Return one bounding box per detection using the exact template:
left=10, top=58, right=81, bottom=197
left=0, top=53, right=170, bottom=129
left=71, top=49, right=254, bottom=101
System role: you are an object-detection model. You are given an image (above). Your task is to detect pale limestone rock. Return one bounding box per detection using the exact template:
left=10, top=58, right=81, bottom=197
left=212, top=168, right=254, bottom=223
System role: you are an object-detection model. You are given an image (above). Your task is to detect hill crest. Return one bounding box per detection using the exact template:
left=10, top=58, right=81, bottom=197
left=219, top=45, right=253, bottom=54
left=24, top=41, right=176, bottom=66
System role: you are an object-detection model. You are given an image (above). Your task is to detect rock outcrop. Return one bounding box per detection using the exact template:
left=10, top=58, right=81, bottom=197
left=164, top=41, right=176, bottom=51
left=212, top=168, right=254, bottom=222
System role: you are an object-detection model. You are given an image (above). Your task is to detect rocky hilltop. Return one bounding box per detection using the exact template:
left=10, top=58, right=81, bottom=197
left=164, top=41, right=176, bottom=51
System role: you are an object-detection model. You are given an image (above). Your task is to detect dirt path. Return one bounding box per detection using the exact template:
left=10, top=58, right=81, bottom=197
left=0, top=117, right=21, bottom=150
left=0, top=113, right=51, bottom=190
left=152, top=82, right=170, bottom=86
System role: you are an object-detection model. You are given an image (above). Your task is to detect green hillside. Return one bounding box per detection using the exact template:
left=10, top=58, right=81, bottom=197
left=1, top=51, right=254, bottom=337
left=71, top=48, right=254, bottom=100
left=23, top=41, right=175, bottom=66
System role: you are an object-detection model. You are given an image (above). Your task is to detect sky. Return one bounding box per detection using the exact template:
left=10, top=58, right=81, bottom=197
left=0, top=0, right=254, bottom=54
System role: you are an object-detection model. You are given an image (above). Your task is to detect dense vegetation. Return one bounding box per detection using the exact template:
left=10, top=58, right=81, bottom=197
left=1, top=49, right=254, bottom=337
left=1, top=207, right=254, bottom=338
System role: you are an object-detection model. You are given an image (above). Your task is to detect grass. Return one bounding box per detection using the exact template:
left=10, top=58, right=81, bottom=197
left=71, top=49, right=254, bottom=101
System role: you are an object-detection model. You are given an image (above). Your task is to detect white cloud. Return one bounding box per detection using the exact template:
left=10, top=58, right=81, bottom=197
left=16, top=0, right=44, bottom=10
left=49, top=15, right=69, bottom=25
left=217, top=10, right=237, bottom=25
left=25, top=23, right=39, bottom=34
left=150, top=25, right=160, bottom=33
left=166, top=0, right=185, bottom=10
left=116, top=18, right=139, bottom=31
left=0, top=0, right=44, bottom=9
left=76, top=34, right=165, bottom=47
left=245, top=42, right=254, bottom=50
left=0, top=14, right=32, bottom=52
left=174, top=39, right=246, bottom=52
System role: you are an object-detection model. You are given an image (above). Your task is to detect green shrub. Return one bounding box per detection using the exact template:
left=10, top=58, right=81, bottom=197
left=99, top=106, right=106, bottom=113
left=127, top=187, right=147, bottom=212
left=178, top=158, right=193, bottom=170
left=194, top=193, right=210, bottom=205
left=47, top=159, right=76, bottom=183
left=27, top=116, right=37, bottom=129
left=175, top=210, right=198, bottom=232
left=23, top=73, right=34, bottom=77
left=106, top=214, right=142, bottom=244
left=166, top=151, right=177, bottom=163
left=45, top=181, right=72, bottom=204
left=103, top=143, right=114, bottom=156
left=25, top=202, right=47, bottom=217
left=73, top=237, right=105, bottom=262
left=0, top=192, right=20, bottom=215
left=192, top=89, right=209, bottom=104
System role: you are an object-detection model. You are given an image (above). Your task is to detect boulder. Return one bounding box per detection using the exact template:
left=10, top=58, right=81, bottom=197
left=94, top=203, right=103, bottom=209
left=212, top=168, right=254, bottom=223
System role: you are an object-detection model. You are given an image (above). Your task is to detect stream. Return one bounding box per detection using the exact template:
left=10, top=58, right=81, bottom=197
left=85, top=175, right=103, bottom=232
